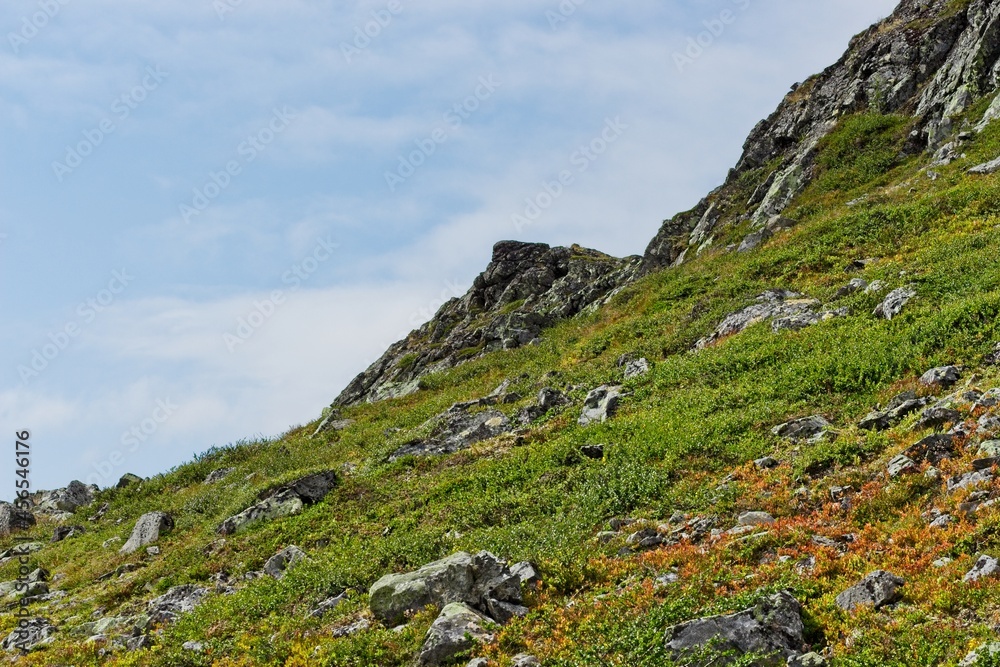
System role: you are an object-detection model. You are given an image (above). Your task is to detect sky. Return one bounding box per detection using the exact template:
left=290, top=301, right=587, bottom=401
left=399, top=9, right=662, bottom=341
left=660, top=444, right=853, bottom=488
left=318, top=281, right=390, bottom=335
left=0, top=0, right=900, bottom=491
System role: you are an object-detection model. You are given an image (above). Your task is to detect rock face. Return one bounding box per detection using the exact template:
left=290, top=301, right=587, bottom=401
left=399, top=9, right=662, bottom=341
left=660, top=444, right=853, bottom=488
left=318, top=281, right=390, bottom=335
left=334, top=242, right=641, bottom=407
left=663, top=591, right=806, bottom=666
left=645, top=0, right=1000, bottom=270
left=217, top=471, right=338, bottom=535
left=369, top=551, right=526, bottom=627
left=0, top=502, right=36, bottom=536
left=120, top=512, right=174, bottom=555
left=835, top=571, right=905, bottom=611
left=417, top=603, right=494, bottom=666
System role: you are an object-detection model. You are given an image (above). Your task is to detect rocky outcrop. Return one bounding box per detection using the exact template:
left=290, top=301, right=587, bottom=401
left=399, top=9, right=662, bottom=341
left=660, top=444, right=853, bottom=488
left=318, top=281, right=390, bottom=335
left=120, top=512, right=173, bottom=555
left=390, top=404, right=514, bottom=461
left=835, top=571, right=905, bottom=611
left=217, top=471, right=338, bottom=535
left=36, top=481, right=97, bottom=514
left=334, top=242, right=641, bottom=406
left=147, top=585, right=209, bottom=625
left=695, top=291, right=844, bottom=350
left=417, top=603, right=494, bottom=666
left=663, top=591, right=806, bottom=665
left=369, top=551, right=526, bottom=627
left=645, top=0, right=1000, bottom=269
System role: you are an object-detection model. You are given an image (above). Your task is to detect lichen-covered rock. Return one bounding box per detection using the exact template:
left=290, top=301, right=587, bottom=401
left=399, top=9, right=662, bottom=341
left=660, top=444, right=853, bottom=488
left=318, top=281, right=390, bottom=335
left=217, top=471, right=338, bottom=535
left=120, top=512, right=174, bottom=555
left=963, top=555, right=999, bottom=582
left=0, top=502, right=36, bottom=536
left=369, top=551, right=525, bottom=627
left=579, top=385, right=622, bottom=426
left=263, top=545, right=308, bottom=579
left=417, top=603, right=494, bottom=666
left=391, top=406, right=513, bottom=460
left=36, top=480, right=97, bottom=513
left=835, top=571, right=905, bottom=611
left=663, top=591, right=805, bottom=665
left=874, top=287, right=917, bottom=320
left=147, top=585, right=209, bottom=625
left=1, top=617, right=55, bottom=652
left=772, top=415, right=833, bottom=443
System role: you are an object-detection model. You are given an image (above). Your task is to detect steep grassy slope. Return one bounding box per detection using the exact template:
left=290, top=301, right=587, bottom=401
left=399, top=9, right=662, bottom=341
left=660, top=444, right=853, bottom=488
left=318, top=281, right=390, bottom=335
left=7, top=104, right=1000, bottom=665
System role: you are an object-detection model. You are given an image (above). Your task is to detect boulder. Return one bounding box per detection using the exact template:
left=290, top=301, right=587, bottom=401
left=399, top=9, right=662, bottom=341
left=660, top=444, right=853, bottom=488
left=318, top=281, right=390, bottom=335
left=874, top=286, right=916, bottom=320
left=738, top=511, right=776, bottom=526
left=835, top=571, right=905, bottom=611
left=696, top=291, right=826, bottom=349
left=369, top=551, right=525, bottom=627
left=204, top=468, right=235, bottom=484
left=905, top=434, right=957, bottom=465
left=217, top=490, right=304, bottom=536
left=835, top=278, right=869, bottom=298
left=963, top=555, right=999, bottom=583
left=263, top=545, right=308, bottom=579
left=37, top=481, right=96, bottom=513
left=116, top=473, right=143, bottom=489
left=120, top=512, right=174, bottom=555
left=510, top=562, right=541, bottom=589
left=147, top=585, right=209, bottom=624
left=579, top=386, right=623, bottom=426
left=623, top=358, right=651, bottom=379
left=959, top=642, right=1000, bottom=667
left=887, top=454, right=918, bottom=478
left=51, top=525, right=84, bottom=543
left=217, top=471, right=338, bottom=535
left=772, top=416, right=833, bottom=442
left=664, top=591, right=805, bottom=666
left=417, top=603, right=494, bottom=666
left=1, top=617, right=55, bottom=652
left=391, top=408, right=513, bottom=460
left=920, top=366, right=961, bottom=389
left=0, top=503, right=36, bottom=536
left=914, top=407, right=962, bottom=431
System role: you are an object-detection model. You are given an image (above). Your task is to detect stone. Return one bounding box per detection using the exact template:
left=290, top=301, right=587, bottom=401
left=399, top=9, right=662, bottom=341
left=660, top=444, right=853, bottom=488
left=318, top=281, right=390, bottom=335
left=391, top=408, right=513, bottom=459
left=510, top=562, right=541, bottom=589
left=963, top=555, right=999, bottom=583
left=920, top=366, right=961, bottom=389
left=116, top=473, right=143, bottom=489
left=738, top=511, right=776, bottom=526
left=835, top=278, right=869, bottom=298
left=0, top=503, right=36, bottom=537
left=331, top=618, right=371, bottom=638
left=754, top=457, right=779, bottom=469
left=369, top=551, right=524, bottom=627
left=417, top=603, right=494, bottom=666
left=511, top=656, right=540, bottom=667
left=120, top=512, right=174, bottom=555
left=263, top=545, right=308, bottom=579
left=147, top=585, right=209, bottom=625
left=579, top=385, right=623, bottom=426
left=308, top=593, right=348, bottom=619
left=788, top=653, right=827, bottom=667
left=696, top=291, right=826, bottom=349
left=580, top=445, right=605, bottom=460
left=623, top=357, right=651, bottom=379
left=51, top=525, right=84, bottom=543
left=959, top=642, right=1000, bottom=667
left=905, top=434, right=957, bottom=465
left=948, top=470, right=993, bottom=492
left=664, top=591, right=805, bottom=665
left=835, top=571, right=905, bottom=611
left=183, top=641, right=204, bottom=652
left=1, top=617, right=56, bottom=652
left=979, top=440, right=1000, bottom=458
left=874, top=286, right=917, bottom=320
left=37, top=480, right=97, bottom=513
left=914, top=406, right=962, bottom=431
left=467, top=659, right=490, bottom=667
left=772, top=416, right=833, bottom=442
left=887, top=454, right=918, bottom=478
left=929, top=514, right=952, bottom=529
left=204, top=468, right=235, bottom=484
left=217, top=471, right=337, bottom=535
left=968, top=157, right=1000, bottom=174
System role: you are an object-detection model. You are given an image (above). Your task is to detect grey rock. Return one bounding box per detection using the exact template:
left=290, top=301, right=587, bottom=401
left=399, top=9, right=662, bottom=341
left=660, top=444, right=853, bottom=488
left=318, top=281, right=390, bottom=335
left=835, top=278, right=869, bottom=298
left=580, top=444, right=605, bottom=460
left=311, top=412, right=355, bottom=438
left=579, top=385, right=623, bottom=426
left=754, top=457, right=779, bottom=469
left=969, top=157, right=1000, bottom=174
left=511, top=656, right=541, bottom=667
left=183, top=641, right=204, bottom=652
left=308, top=593, right=348, bottom=619
left=920, top=366, right=961, bottom=389
left=664, top=591, right=805, bottom=665
left=331, top=617, right=371, bottom=638
left=929, top=514, right=952, bottom=529
left=948, top=470, right=993, bottom=492
left=1, top=617, right=55, bottom=652
left=835, top=571, right=905, bottom=611
left=51, top=525, right=84, bottom=543
left=335, top=241, right=641, bottom=407
left=772, top=416, right=833, bottom=443
left=914, top=406, right=962, bottom=431
left=369, top=551, right=524, bottom=627
left=963, top=555, right=1000, bottom=583
left=116, top=473, right=143, bottom=489
left=417, top=603, right=494, bottom=666
left=204, top=467, right=235, bottom=484
left=788, top=653, right=827, bottom=667
left=888, top=454, right=918, bottom=479
left=217, top=471, right=337, bottom=535
left=466, top=659, right=490, bottom=667
left=147, top=585, right=209, bottom=625
left=120, top=512, right=174, bottom=555
left=696, top=291, right=824, bottom=349
left=979, top=440, right=1000, bottom=457
left=623, top=357, right=651, bottom=379
left=959, top=642, right=1000, bottom=667
left=874, top=287, right=917, bottom=320
left=263, top=545, right=308, bottom=579
left=510, top=562, right=541, bottom=589
left=738, top=511, right=775, bottom=526
left=906, top=433, right=957, bottom=465
left=391, top=408, right=513, bottom=459
left=37, top=480, right=96, bottom=513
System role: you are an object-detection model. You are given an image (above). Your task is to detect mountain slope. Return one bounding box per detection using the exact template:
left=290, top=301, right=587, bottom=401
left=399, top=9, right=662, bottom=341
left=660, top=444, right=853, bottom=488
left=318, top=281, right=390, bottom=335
left=10, top=0, right=1000, bottom=665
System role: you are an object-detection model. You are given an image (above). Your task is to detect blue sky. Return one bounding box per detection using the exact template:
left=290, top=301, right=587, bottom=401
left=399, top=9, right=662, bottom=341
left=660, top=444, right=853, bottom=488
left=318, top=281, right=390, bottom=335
left=0, top=0, right=899, bottom=490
